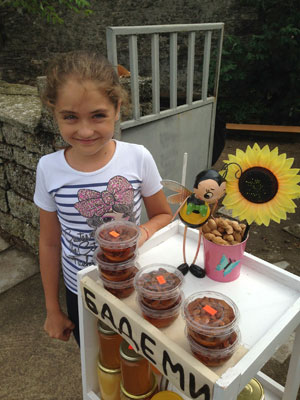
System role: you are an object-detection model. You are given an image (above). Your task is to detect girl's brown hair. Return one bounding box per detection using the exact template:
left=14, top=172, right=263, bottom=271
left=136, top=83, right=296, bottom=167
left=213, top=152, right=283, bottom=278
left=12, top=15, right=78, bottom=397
left=42, top=50, right=128, bottom=111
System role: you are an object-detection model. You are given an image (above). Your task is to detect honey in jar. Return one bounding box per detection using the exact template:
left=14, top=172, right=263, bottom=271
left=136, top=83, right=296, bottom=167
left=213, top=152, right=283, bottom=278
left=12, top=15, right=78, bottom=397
left=98, top=319, right=123, bottom=369
left=120, top=340, right=154, bottom=396
left=120, top=378, right=158, bottom=400
left=97, top=361, right=121, bottom=400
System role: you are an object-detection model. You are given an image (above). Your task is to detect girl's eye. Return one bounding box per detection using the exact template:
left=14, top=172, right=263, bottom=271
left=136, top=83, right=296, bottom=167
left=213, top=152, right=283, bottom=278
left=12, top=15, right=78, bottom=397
left=63, top=115, right=77, bottom=120
left=93, top=113, right=106, bottom=119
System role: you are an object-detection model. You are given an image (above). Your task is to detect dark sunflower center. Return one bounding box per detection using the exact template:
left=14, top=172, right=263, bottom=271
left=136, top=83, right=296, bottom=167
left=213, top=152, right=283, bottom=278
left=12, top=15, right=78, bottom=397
left=238, top=166, right=278, bottom=203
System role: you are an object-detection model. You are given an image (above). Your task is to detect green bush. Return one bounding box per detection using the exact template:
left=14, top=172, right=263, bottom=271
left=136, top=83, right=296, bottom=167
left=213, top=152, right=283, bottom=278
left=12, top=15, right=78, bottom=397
left=0, top=0, right=92, bottom=24
left=216, top=0, right=300, bottom=125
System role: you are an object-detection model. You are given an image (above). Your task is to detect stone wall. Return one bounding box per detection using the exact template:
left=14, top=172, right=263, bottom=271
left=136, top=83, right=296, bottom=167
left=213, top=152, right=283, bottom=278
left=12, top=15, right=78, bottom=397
left=0, top=0, right=257, bottom=85
left=0, top=81, right=56, bottom=254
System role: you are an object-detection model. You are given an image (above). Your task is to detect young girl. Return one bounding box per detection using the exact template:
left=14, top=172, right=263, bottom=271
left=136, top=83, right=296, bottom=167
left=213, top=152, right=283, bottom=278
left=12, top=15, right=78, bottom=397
left=34, top=51, right=172, bottom=345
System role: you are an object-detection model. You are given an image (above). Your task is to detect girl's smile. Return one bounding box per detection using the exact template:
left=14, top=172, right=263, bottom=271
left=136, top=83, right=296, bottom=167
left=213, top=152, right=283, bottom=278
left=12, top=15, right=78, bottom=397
left=54, top=78, right=120, bottom=171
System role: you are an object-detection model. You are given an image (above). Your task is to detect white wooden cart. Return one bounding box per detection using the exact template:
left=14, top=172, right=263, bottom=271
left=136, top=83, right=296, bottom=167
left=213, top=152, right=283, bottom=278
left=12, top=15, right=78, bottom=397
left=78, top=221, right=300, bottom=400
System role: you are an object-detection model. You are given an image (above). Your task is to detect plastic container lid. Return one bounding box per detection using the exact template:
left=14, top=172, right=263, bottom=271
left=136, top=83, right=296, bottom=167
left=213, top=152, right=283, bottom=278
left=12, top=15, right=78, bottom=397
left=94, top=247, right=137, bottom=270
left=95, top=220, right=140, bottom=248
left=134, top=264, right=184, bottom=299
left=137, top=293, right=183, bottom=319
left=186, top=327, right=241, bottom=365
left=100, top=268, right=138, bottom=288
left=182, top=291, right=240, bottom=335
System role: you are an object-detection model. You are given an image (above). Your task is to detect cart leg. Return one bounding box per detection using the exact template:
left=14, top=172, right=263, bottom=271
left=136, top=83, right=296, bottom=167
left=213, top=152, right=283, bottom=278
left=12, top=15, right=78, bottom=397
left=282, top=324, right=300, bottom=400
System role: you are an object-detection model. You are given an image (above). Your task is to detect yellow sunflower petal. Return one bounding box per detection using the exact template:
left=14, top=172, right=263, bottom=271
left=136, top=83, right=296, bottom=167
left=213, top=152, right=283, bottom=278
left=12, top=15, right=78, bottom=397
left=257, top=145, right=271, bottom=167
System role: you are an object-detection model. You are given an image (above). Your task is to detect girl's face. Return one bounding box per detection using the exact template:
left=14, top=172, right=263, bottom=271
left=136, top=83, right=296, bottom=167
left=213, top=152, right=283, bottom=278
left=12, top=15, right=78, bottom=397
left=54, top=78, right=120, bottom=161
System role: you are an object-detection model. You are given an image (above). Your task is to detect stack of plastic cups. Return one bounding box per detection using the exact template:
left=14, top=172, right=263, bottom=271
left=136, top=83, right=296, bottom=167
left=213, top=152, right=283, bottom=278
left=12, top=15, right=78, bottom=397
left=94, top=221, right=141, bottom=299
left=182, top=291, right=241, bottom=367
left=134, top=264, right=184, bottom=328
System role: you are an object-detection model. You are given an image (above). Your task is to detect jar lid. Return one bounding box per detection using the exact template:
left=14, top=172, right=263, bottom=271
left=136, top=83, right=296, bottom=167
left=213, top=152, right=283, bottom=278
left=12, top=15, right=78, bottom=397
left=120, top=340, right=143, bottom=362
left=97, top=360, right=120, bottom=374
left=97, top=319, right=117, bottom=335
left=120, top=374, right=157, bottom=399
left=237, top=378, right=265, bottom=400
left=151, top=391, right=183, bottom=400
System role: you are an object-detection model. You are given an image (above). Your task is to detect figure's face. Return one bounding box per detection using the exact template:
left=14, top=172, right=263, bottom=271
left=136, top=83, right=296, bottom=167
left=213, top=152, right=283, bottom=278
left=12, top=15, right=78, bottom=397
left=193, top=179, right=226, bottom=203
left=54, top=77, right=120, bottom=159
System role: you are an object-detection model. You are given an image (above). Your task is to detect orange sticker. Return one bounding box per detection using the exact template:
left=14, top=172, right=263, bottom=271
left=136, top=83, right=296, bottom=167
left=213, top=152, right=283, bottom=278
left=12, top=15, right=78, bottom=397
left=156, top=275, right=166, bottom=284
left=203, top=305, right=217, bottom=316
left=109, top=230, right=120, bottom=238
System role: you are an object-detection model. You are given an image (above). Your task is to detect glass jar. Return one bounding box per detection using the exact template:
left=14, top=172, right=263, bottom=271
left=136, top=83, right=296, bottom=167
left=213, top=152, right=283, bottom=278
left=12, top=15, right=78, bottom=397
left=97, top=360, right=121, bottom=400
left=98, top=319, right=123, bottom=369
left=237, top=378, right=265, bottom=399
left=151, top=391, right=184, bottom=400
left=120, top=378, right=158, bottom=400
left=120, top=340, right=154, bottom=396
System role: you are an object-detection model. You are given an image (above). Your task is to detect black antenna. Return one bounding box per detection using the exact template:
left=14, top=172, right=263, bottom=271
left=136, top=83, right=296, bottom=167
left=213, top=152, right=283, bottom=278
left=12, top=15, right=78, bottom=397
left=220, top=162, right=242, bottom=180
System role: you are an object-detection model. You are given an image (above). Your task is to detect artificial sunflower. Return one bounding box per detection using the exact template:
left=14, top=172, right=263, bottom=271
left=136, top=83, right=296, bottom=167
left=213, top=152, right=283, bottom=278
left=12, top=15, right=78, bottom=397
left=222, top=143, right=300, bottom=226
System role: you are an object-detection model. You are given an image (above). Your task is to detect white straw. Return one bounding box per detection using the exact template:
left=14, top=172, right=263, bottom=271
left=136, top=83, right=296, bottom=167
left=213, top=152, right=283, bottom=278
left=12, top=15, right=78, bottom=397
left=181, top=152, right=188, bottom=186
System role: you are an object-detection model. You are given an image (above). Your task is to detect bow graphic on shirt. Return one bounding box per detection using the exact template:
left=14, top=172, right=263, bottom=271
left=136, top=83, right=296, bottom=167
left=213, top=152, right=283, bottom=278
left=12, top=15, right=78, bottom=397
left=74, top=175, right=134, bottom=218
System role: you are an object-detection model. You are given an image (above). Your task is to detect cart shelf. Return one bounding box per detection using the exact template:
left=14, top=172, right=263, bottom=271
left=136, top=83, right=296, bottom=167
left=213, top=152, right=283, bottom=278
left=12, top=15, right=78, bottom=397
left=78, top=220, right=300, bottom=400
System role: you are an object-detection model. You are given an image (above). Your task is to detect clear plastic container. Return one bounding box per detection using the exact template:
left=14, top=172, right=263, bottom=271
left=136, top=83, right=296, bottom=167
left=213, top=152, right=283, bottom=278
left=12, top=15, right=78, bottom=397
left=182, top=291, right=240, bottom=348
left=133, top=264, right=184, bottom=310
left=94, top=248, right=139, bottom=282
left=186, top=326, right=241, bottom=367
left=100, top=267, right=138, bottom=299
left=95, top=221, right=140, bottom=262
left=137, top=293, right=183, bottom=329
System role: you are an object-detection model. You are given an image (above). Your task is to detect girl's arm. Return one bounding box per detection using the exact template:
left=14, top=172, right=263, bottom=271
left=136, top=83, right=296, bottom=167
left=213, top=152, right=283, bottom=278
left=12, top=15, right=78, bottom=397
left=39, top=209, right=75, bottom=341
left=139, top=189, right=173, bottom=246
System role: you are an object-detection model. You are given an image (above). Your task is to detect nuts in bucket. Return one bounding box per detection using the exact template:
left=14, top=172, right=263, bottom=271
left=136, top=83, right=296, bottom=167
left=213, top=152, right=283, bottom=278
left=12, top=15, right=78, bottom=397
left=202, top=217, right=247, bottom=245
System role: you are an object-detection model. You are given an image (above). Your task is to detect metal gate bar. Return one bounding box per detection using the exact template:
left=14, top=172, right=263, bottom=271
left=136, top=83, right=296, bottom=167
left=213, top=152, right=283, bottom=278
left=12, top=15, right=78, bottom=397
left=106, top=23, right=224, bottom=130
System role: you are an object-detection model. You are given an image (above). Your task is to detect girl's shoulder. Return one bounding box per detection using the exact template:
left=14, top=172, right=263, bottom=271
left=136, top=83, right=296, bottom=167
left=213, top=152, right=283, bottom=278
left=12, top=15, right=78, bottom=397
left=38, top=150, right=64, bottom=168
left=116, top=140, right=149, bottom=157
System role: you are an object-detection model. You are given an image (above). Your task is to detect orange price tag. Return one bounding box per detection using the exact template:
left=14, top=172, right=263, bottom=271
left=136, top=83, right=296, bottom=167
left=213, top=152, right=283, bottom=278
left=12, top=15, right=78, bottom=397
left=109, top=230, right=120, bottom=238
left=203, top=305, right=217, bottom=316
left=156, top=275, right=166, bottom=285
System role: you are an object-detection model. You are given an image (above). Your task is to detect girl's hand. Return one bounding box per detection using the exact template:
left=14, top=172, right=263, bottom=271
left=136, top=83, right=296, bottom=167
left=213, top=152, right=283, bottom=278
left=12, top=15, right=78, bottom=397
left=44, top=309, right=75, bottom=342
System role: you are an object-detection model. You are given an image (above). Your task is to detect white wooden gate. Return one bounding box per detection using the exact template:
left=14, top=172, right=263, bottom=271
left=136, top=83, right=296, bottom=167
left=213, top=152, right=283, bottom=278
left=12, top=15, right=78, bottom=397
left=106, top=23, right=224, bottom=190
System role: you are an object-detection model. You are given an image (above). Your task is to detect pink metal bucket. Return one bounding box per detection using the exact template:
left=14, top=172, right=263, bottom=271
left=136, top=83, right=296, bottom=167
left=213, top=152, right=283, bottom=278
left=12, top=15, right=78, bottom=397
left=203, top=235, right=248, bottom=282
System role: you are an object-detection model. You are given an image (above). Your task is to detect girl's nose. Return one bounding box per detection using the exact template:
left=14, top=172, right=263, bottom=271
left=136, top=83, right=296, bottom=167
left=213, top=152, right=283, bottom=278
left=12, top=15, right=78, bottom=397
left=77, top=122, right=94, bottom=137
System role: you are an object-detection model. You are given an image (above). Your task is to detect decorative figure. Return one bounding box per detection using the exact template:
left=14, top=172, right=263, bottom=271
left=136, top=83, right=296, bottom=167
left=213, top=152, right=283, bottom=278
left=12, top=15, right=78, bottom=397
left=162, top=169, right=226, bottom=278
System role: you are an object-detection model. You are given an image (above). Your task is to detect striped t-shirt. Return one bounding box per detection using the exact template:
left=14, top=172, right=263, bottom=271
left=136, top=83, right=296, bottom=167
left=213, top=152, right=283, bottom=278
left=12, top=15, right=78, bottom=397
left=34, top=140, right=162, bottom=294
